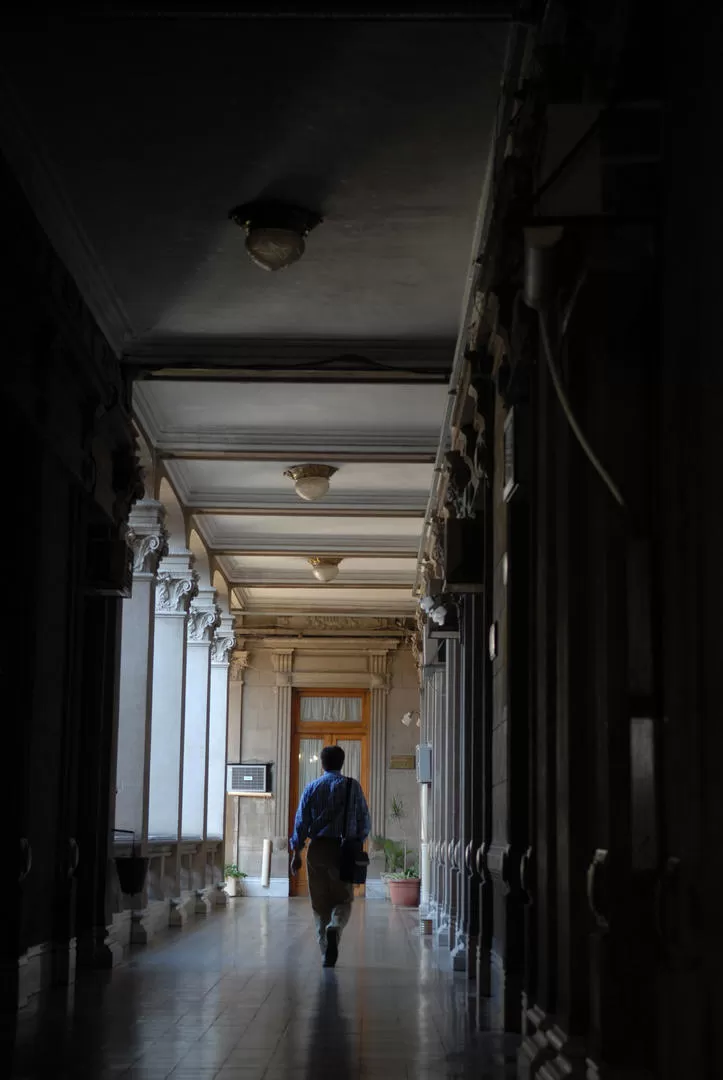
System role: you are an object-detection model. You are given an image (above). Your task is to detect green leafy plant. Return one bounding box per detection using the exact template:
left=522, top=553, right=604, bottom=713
left=371, top=835, right=409, bottom=873
left=388, top=865, right=420, bottom=881
left=388, top=794, right=411, bottom=871
left=224, top=864, right=247, bottom=879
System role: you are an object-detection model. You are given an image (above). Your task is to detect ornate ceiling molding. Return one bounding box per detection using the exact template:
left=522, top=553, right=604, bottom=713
left=248, top=636, right=401, bottom=651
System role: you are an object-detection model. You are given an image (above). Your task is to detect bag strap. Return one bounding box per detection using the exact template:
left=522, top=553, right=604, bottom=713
left=342, top=777, right=353, bottom=839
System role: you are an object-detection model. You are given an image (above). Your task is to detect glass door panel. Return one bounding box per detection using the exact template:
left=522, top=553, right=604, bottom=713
left=300, top=696, right=363, bottom=723
left=336, top=739, right=362, bottom=782
left=293, top=738, right=324, bottom=896
left=298, top=737, right=324, bottom=791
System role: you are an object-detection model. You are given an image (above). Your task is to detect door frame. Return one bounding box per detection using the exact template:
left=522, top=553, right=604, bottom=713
left=289, top=688, right=370, bottom=897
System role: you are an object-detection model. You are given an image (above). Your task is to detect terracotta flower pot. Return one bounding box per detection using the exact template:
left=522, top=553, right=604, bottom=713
left=388, top=878, right=421, bottom=908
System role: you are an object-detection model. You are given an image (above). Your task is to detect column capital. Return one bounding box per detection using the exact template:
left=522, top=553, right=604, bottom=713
left=211, top=633, right=235, bottom=665
left=211, top=614, right=236, bottom=666
left=155, top=566, right=198, bottom=615
left=229, top=651, right=249, bottom=682
left=187, top=602, right=221, bottom=643
left=271, top=649, right=294, bottom=674
left=368, top=650, right=390, bottom=678
left=127, top=500, right=168, bottom=576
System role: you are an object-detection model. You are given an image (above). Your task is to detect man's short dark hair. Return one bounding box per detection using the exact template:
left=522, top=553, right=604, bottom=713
left=321, top=745, right=345, bottom=772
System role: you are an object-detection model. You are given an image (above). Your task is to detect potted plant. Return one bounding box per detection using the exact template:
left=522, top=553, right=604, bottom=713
left=388, top=865, right=421, bottom=908
left=224, top=864, right=247, bottom=897
left=371, top=836, right=407, bottom=899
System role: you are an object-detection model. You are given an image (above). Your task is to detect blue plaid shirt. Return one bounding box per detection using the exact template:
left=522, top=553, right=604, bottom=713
left=290, top=771, right=371, bottom=851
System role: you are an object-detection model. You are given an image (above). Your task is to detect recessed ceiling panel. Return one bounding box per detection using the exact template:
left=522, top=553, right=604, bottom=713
left=0, top=19, right=505, bottom=346
left=218, top=554, right=417, bottom=585
left=236, top=586, right=416, bottom=614
left=169, top=459, right=434, bottom=498
left=196, top=512, right=422, bottom=552
left=135, top=380, right=448, bottom=451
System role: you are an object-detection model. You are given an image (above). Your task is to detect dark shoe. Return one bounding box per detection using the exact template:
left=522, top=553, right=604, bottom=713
left=323, top=927, right=339, bottom=968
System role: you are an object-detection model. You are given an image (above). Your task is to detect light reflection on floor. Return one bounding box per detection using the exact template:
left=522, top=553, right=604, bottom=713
left=11, top=899, right=519, bottom=1078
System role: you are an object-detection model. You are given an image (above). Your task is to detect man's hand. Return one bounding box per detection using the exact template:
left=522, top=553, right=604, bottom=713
left=290, top=850, right=303, bottom=876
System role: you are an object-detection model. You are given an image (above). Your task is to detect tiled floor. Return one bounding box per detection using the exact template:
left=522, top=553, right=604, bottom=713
left=11, top=899, right=519, bottom=1079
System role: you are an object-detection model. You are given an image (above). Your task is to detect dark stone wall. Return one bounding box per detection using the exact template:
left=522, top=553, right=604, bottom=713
left=2, top=148, right=138, bottom=1030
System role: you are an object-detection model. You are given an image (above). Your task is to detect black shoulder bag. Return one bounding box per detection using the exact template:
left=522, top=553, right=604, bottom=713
left=339, top=778, right=370, bottom=885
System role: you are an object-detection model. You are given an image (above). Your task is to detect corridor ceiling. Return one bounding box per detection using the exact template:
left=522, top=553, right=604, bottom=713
left=1, top=13, right=508, bottom=616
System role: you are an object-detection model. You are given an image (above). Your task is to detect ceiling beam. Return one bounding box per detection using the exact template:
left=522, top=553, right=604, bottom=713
left=227, top=582, right=413, bottom=590
left=159, top=449, right=436, bottom=464
left=124, top=338, right=453, bottom=378
left=188, top=505, right=424, bottom=518
left=55, top=4, right=518, bottom=21
left=214, top=548, right=417, bottom=558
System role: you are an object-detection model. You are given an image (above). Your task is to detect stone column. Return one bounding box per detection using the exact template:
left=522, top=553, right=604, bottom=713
left=115, top=500, right=167, bottom=842
left=419, top=679, right=433, bottom=918
left=227, top=646, right=249, bottom=762
left=272, top=649, right=294, bottom=846
left=440, top=639, right=460, bottom=947
left=148, top=553, right=197, bottom=922
left=452, top=595, right=486, bottom=988
left=430, top=665, right=445, bottom=929
left=182, top=588, right=219, bottom=910
left=368, top=650, right=390, bottom=835
left=114, top=501, right=169, bottom=946
left=207, top=617, right=234, bottom=906
left=225, top=649, right=249, bottom=871
left=452, top=615, right=470, bottom=972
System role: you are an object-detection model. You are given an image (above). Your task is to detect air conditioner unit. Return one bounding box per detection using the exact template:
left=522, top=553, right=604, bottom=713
left=416, top=744, right=432, bottom=784
left=226, top=763, right=272, bottom=796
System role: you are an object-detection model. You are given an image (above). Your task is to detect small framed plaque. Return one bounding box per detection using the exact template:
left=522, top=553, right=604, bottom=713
left=389, top=755, right=415, bottom=771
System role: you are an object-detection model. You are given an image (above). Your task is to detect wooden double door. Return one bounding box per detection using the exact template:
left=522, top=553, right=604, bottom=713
left=289, top=689, right=370, bottom=897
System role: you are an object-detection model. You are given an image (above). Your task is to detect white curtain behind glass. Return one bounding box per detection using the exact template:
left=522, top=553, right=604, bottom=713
left=298, top=738, right=324, bottom=792
left=300, top=697, right=362, bottom=723
left=337, top=739, right=362, bottom=783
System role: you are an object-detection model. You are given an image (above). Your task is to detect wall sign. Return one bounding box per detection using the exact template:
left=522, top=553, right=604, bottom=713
left=389, top=755, right=415, bottom=770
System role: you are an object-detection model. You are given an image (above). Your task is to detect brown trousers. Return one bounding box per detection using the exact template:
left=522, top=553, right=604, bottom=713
left=306, top=837, right=354, bottom=952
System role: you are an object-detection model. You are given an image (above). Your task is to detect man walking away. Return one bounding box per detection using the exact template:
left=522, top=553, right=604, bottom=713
left=290, top=744, right=371, bottom=967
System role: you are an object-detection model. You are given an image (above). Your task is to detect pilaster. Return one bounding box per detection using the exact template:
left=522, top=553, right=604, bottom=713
left=368, top=650, right=390, bottom=836
left=227, top=647, right=249, bottom=760
left=115, top=499, right=168, bottom=844
left=444, top=639, right=461, bottom=948
left=183, top=588, right=220, bottom=892
left=272, top=649, right=294, bottom=841
left=208, top=616, right=234, bottom=859
left=226, top=647, right=249, bottom=871
left=148, top=553, right=198, bottom=858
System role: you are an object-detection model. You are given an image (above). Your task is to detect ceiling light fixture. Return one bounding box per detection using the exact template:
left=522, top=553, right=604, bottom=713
left=228, top=200, right=322, bottom=272
left=284, top=463, right=338, bottom=502
left=308, top=556, right=342, bottom=584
